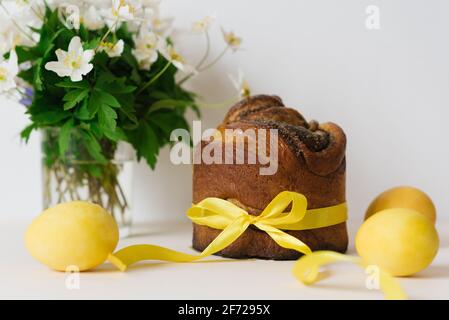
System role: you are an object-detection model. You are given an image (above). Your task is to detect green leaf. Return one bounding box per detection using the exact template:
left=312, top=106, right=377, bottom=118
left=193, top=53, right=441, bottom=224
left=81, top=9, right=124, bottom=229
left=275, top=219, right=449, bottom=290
left=37, top=28, right=64, bottom=60
left=128, top=123, right=158, bottom=169
left=15, top=46, right=38, bottom=63
left=63, top=89, right=89, bottom=110
left=31, top=110, right=70, bottom=125
left=149, top=111, right=189, bottom=136
left=20, top=124, right=36, bottom=143
left=116, top=94, right=137, bottom=124
left=121, top=47, right=139, bottom=70
left=18, top=67, right=35, bottom=84
left=63, top=89, right=88, bottom=102
left=148, top=99, right=193, bottom=114
left=58, top=118, right=74, bottom=157
left=33, top=58, right=43, bottom=91
left=115, top=23, right=133, bottom=43
left=130, top=69, right=141, bottom=83
left=56, top=80, right=89, bottom=89
left=148, top=91, right=171, bottom=100
left=29, top=26, right=41, bottom=33
left=96, top=90, right=121, bottom=108
left=84, top=90, right=101, bottom=118
left=42, top=43, right=55, bottom=61
left=85, top=38, right=101, bottom=50
left=80, top=130, right=107, bottom=163
left=98, top=104, right=117, bottom=132
left=89, top=122, right=103, bottom=140
left=96, top=71, right=115, bottom=88
left=104, top=127, right=126, bottom=142
left=79, top=24, right=89, bottom=42
left=105, top=78, right=137, bottom=94
left=74, top=97, right=92, bottom=120
left=113, top=85, right=137, bottom=94
left=46, top=7, right=61, bottom=33
left=118, top=105, right=138, bottom=125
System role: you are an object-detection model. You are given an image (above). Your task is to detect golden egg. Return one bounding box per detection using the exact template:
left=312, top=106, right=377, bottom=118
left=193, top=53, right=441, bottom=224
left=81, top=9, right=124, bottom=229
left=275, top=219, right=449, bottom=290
left=365, top=186, right=436, bottom=223
left=356, top=208, right=439, bottom=276
left=25, top=201, right=119, bottom=271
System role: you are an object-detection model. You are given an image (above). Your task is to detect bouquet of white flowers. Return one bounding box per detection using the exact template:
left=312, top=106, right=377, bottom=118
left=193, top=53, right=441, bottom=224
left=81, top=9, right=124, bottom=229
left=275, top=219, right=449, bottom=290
left=0, top=0, right=241, bottom=229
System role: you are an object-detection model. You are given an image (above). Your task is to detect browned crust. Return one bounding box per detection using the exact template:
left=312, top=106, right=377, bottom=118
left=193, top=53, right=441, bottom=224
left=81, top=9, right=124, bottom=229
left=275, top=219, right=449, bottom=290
left=222, top=95, right=285, bottom=125
left=192, top=95, right=348, bottom=260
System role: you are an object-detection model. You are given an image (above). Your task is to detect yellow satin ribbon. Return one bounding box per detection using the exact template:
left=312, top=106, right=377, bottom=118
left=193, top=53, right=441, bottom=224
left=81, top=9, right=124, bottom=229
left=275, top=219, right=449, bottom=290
left=108, top=191, right=347, bottom=271
left=293, top=251, right=407, bottom=300
left=107, top=191, right=405, bottom=300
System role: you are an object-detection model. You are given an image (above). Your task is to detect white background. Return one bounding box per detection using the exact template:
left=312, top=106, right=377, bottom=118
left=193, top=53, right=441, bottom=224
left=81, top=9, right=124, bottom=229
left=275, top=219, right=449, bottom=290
left=1, top=0, right=448, bottom=229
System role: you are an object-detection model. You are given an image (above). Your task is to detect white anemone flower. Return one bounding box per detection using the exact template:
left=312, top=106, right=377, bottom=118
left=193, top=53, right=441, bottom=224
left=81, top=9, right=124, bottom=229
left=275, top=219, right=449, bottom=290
left=0, top=50, right=19, bottom=93
left=14, top=0, right=45, bottom=29
left=0, top=3, right=41, bottom=47
left=192, top=15, right=215, bottom=34
left=0, top=32, right=14, bottom=56
left=108, top=0, right=141, bottom=22
left=126, top=6, right=151, bottom=32
left=160, top=44, right=195, bottom=73
left=99, top=39, right=124, bottom=58
left=229, top=69, right=251, bottom=98
left=8, top=0, right=44, bottom=12
left=221, top=28, right=242, bottom=51
left=133, top=30, right=159, bottom=70
left=0, top=26, right=34, bottom=54
left=45, top=36, right=94, bottom=82
left=160, top=45, right=184, bottom=70
left=150, top=8, right=174, bottom=35
left=82, top=5, right=105, bottom=30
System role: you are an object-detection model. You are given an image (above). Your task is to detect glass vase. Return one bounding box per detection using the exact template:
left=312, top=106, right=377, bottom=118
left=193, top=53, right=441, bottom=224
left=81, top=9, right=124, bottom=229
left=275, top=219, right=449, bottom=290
left=41, top=128, right=135, bottom=238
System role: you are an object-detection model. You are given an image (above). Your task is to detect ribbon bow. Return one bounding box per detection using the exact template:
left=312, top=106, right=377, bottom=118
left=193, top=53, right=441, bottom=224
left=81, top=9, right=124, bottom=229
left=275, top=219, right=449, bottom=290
left=107, top=191, right=406, bottom=300
left=186, top=191, right=313, bottom=257
left=108, top=191, right=347, bottom=271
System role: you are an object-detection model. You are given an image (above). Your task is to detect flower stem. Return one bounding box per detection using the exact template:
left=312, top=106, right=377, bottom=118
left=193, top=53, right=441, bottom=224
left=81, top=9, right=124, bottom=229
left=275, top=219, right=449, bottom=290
left=196, top=96, right=239, bottom=109
left=30, top=4, right=43, bottom=20
left=197, top=31, right=211, bottom=69
left=177, top=31, right=211, bottom=86
left=96, top=19, right=119, bottom=51
left=177, top=71, right=194, bottom=86
left=177, top=45, right=231, bottom=86
left=199, top=45, right=230, bottom=71
left=137, top=61, right=172, bottom=95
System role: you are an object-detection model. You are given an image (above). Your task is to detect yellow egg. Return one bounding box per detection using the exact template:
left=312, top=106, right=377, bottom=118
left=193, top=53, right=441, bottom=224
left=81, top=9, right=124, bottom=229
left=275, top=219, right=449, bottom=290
left=365, top=186, right=436, bottom=223
left=356, top=208, right=439, bottom=276
left=25, top=201, right=119, bottom=271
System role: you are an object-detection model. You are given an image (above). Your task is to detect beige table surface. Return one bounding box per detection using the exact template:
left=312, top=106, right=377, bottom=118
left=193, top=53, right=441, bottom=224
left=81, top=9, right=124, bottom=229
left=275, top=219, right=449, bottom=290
left=1, top=218, right=448, bottom=300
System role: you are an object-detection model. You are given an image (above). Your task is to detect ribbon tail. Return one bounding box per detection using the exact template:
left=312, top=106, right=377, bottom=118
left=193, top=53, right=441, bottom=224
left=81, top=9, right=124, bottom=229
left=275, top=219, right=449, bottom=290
left=256, top=223, right=312, bottom=255
left=108, top=216, right=250, bottom=271
left=200, top=215, right=250, bottom=257
left=377, top=268, right=408, bottom=300
left=292, top=251, right=407, bottom=300
left=108, top=245, right=201, bottom=271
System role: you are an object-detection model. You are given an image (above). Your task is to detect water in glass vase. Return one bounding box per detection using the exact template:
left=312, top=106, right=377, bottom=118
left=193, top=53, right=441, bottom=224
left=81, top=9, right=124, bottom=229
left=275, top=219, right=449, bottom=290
left=41, top=129, right=135, bottom=238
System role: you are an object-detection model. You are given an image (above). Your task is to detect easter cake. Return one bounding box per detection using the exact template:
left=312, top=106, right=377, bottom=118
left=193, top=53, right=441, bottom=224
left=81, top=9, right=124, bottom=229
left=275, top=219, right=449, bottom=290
left=192, top=95, right=348, bottom=260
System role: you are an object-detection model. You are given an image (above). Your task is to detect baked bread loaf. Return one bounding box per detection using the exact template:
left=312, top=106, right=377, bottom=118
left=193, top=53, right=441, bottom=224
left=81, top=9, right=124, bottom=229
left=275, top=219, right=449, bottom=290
left=192, top=95, right=348, bottom=260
